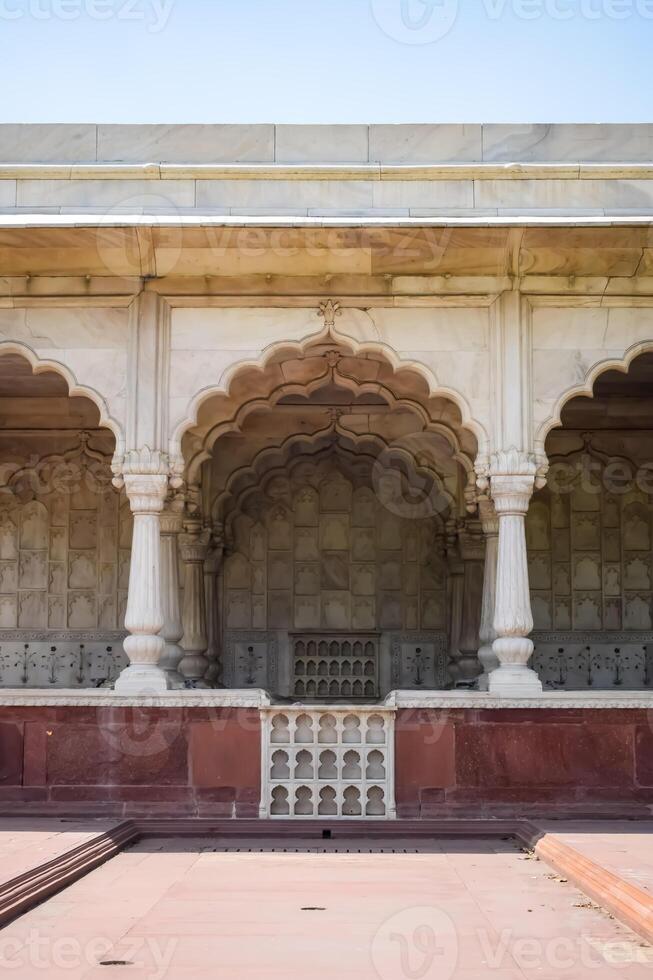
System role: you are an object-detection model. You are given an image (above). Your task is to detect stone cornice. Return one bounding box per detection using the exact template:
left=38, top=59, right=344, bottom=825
left=387, top=690, right=653, bottom=709
left=0, top=688, right=271, bottom=707
left=0, top=688, right=649, bottom=709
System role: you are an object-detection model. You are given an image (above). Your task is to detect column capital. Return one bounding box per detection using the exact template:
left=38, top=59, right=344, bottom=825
left=477, top=496, right=499, bottom=537
left=179, top=523, right=212, bottom=564
left=111, top=446, right=184, bottom=491
left=123, top=473, right=168, bottom=515
left=476, top=449, right=540, bottom=517
left=159, top=493, right=185, bottom=535
left=476, top=449, right=548, bottom=491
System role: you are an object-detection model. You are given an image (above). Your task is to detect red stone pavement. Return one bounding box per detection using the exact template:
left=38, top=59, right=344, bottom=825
left=536, top=821, right=653, bottom=896
left=0, top=832, right=652, bottom=979
left=0, top=817, right=121, bottom=888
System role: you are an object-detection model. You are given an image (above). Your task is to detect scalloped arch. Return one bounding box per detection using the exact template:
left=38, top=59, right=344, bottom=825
left=536, top=341, right=653, bottom=453
left=213, top=426, right=457, bottom=525
left=0, top=340, right=124, bottom=452
left=170, top=325, right=488, bottom=460
left=184, top=374, right=475, bottom=486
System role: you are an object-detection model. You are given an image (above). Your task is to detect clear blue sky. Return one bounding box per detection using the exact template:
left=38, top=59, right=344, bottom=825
left=0, top=0, right=651, bottom=123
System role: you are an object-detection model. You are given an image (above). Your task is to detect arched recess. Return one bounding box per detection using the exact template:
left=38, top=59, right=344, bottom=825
left=535, top=340, right=653, bottom=459
left=184, top=332, right=479, bottom=693
left=0, top=350, right=130, bottom=651
left=0, top=340, right=124, bottom=455
left=526, top=350, right=653, bottom=690
left=170, top=327, right=488, bottom=467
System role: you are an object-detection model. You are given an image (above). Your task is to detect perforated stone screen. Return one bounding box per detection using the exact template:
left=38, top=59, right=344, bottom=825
left=260, top=706, right=396, bottom=819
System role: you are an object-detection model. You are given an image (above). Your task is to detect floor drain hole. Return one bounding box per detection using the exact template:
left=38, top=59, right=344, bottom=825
left=301, top=907, right=326, bottom=911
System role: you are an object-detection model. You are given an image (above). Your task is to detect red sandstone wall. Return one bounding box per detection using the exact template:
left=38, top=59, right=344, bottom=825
left=394, top=708, right=653, bottom=817
left=1, top=706, right=652, bottom=817
left=0, top=707, right=261, bottom=817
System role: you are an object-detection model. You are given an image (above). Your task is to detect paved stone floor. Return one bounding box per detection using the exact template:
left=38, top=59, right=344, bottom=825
left=1, top=835, right=652, bottom=979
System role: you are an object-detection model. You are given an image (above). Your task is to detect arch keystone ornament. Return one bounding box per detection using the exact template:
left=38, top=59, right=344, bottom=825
left=479, top=450, right=544, bottom=697
left=112, top=448, right=171, bottom=695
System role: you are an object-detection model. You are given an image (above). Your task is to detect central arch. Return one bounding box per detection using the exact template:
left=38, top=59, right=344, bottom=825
left=181, top=333, right=481, bottom=698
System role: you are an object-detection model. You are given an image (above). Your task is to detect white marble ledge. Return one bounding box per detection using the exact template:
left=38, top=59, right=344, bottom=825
left=2, top=213, right=653, bottom=230
left=1, top=124, right=653, bottom=165
left=0, top=688, right=271, bottom=708
left=1, top=688, right=652, bottom=710
left=387, top=690, right=653, bottom=709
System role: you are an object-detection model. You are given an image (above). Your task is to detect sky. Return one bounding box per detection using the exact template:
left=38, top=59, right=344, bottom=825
left=0, top=0, right=651, bottom=123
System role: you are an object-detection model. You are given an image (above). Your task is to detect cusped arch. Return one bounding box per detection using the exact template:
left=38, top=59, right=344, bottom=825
left=214, top=428, right=459, bottom=527
left=0, top=341, right=124, bottom=453
left=536, top=340, right=653, bottom=455
left=184, top=377, right=475, bottom=487
left=170, top=326, right=489, bottom=462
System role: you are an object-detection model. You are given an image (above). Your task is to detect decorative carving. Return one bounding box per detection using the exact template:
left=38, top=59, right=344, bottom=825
left=316, top=299, right=342, bottom=330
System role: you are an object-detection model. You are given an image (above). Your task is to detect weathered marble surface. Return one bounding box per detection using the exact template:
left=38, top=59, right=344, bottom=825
left=2, top=124, right=652, bottom=165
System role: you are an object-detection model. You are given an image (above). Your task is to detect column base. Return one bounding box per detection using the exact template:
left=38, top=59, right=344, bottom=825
left=488, top=664, right=543, bottom=698
left=163, top=670, right=187, bottom=690
left=114, top=664, right=169, bottom=695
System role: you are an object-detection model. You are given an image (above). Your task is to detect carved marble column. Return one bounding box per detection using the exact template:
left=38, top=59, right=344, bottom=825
left=477, top=496, right=499, bottom=691
left=487, top=451, right=543, bottom=697
left=445, top=523, right=464, bottom=686
left=114, top=467, right=168, bottom=694
left=158, top=495, right=185, bottom=687
left=204, top=527, right=225, bottom=686
left=179, top=520, right=211, bottom=685
left=457, top=522, right=484, bottom=684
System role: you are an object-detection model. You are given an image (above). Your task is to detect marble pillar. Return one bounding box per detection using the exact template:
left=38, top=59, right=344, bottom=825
left=488, top=451, right=543, bottom=697
left=456, top=523, right=484, bottom=685
left=114, top=469, right=169, bottom=694
left=477, top=496, right=499, bottom=691
left=179, top=521, right=211, bottom=685
left=445, top=524, right=464, bottom=686
left=204, top=528, right=225, bottom=686
left=158, top=495, right=185, bottom=688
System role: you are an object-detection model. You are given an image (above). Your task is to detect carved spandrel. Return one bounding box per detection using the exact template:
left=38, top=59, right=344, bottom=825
left=19, top=591, right=46, bottom=628
left=294, top=596, right=320, bottom=630
left=319, top=515, right=349, bottom=551
left=294, top=563, right=320, bottom=596
left=293, top=487, right=319, bottom=526
left=19, top=552, right=47, bottom=590
left=0, top=509, right=18, bottom=560
left=0, top=561, right=17, bottom=594
left=224, top=553, right=251, bottom=590
left=67, top=592, right=96, bottom=629
left=20, top=501, right=48, bottom=550
left=0, top=595, right=17, bottom=628
left=294, top=526, right=319, bottom=561
left=68, top=552, right=97, bottom=590
left=321, top=553, right=349, bottom=591
left=69, top=511, right=97, bottom=550
left=321, top=591, right=350, bottom=630
left=50, top=527, right=67, bottom=562
left=351, top=527, right=375, bottom=561
left=531, top=593, right=553, bottom=630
